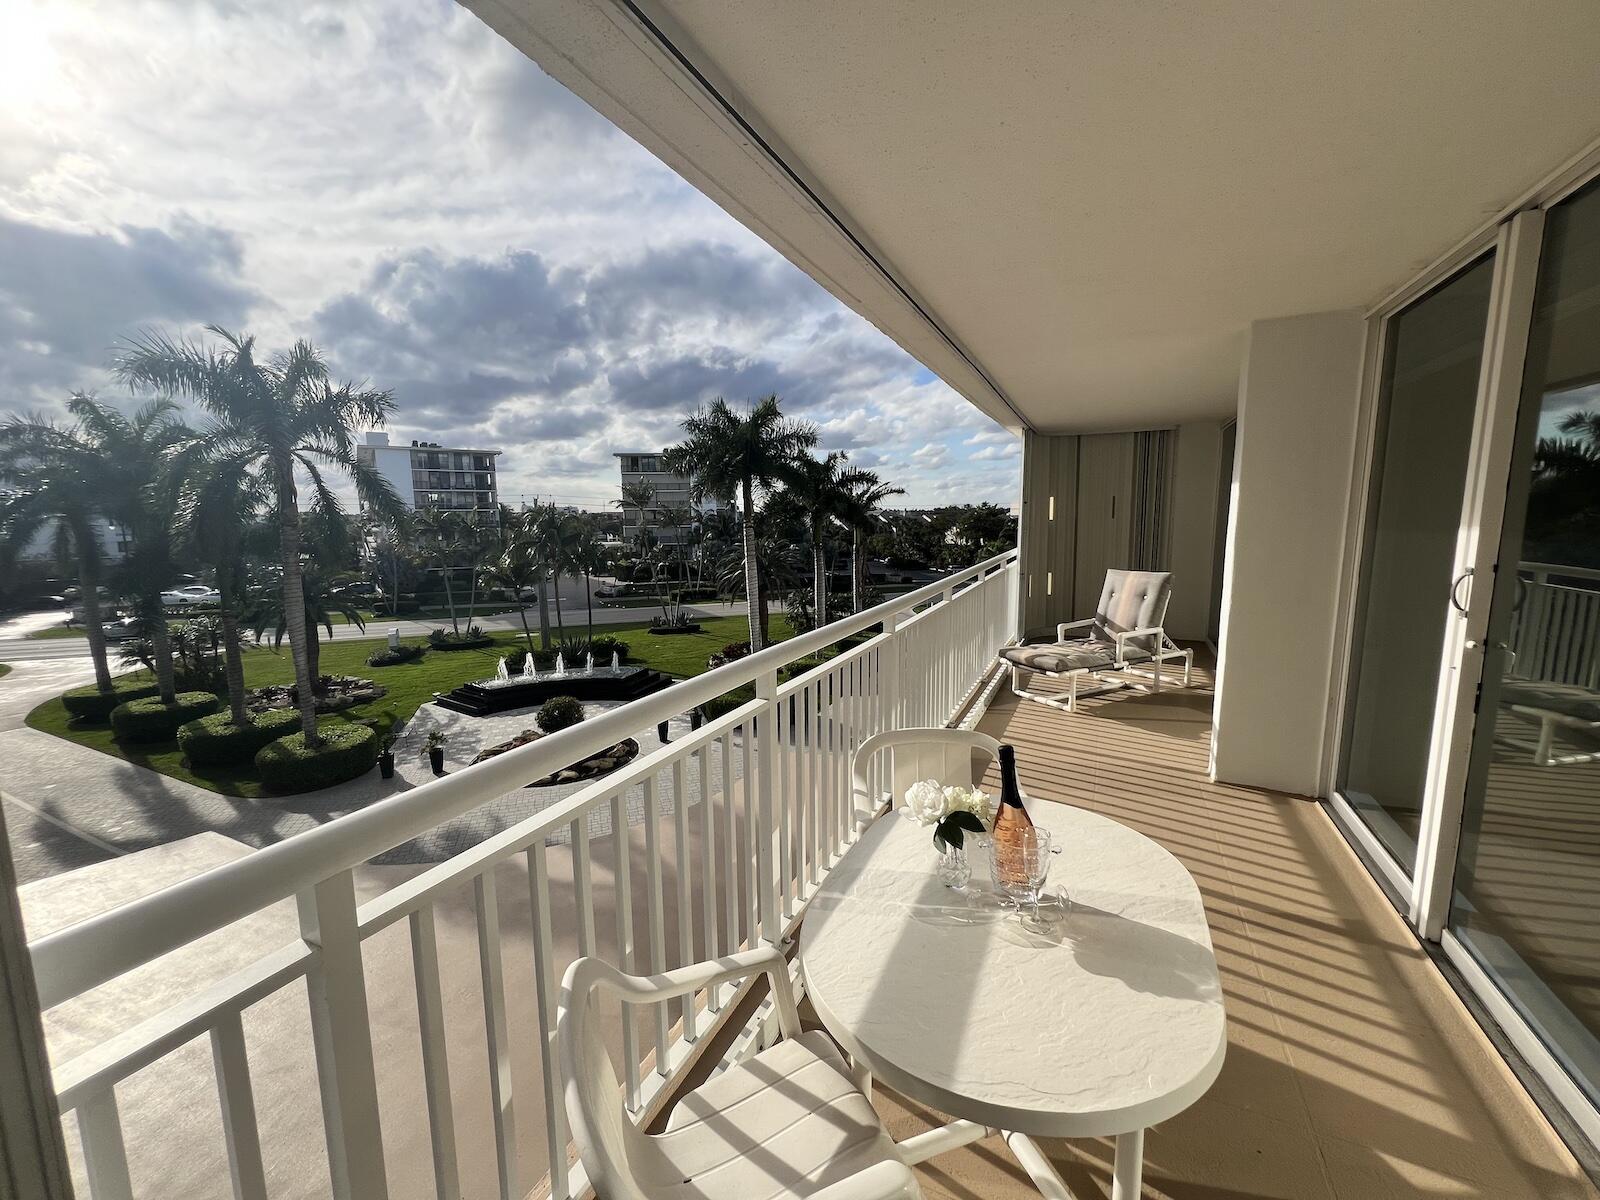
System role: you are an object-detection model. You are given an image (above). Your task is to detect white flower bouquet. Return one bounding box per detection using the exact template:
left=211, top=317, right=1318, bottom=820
left=900, top=779, right=994, bottom=852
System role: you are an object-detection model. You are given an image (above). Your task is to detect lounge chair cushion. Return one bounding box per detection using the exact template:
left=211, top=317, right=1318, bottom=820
left=1501, top=680, right=1600, bottom=724
left=1001, top=641, right=1118, bottom=673
left=1092, top=570, right=1173, bottom=655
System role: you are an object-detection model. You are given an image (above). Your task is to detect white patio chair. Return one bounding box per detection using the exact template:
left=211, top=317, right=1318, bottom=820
left=1000, top=568, right=1193, bottom=713
left=850, top=728, right=1002, bottom=831
left=560, top=947, right=921, bottom=1200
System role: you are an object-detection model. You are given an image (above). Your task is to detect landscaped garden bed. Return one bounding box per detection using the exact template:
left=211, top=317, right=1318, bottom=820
left=26, top=615, right=794, bottom=798
left=249, top=675, right=387, bottom=714
left=467, top=696, right=640, bottom=786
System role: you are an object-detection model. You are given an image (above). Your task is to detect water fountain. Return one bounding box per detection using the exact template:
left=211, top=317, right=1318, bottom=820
left=522, top=654, right=536, bottom=680
left=495, top=657, right=510, bottom=682
left=612, top=650, right=620, bottom=669
left=585, top=651, right=595, bottom=673
left=435, top=643, right=663, bottom=717
left=554, top=652, right=566, bottom=677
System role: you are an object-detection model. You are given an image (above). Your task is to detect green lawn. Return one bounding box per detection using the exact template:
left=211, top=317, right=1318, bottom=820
left=26, top=625, right=86, bottom=639
left=25, top=615, right=793, bottom=798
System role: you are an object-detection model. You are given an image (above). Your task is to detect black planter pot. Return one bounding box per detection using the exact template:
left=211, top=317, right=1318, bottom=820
left=379, top=752, right=395, bottom=780
left=428, top=747, right=445, bottom=775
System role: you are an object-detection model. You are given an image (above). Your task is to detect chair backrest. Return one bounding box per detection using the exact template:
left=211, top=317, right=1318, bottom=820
left=852, top=728, right=1002, bottom=825
left=1092, top=569, right=1172, bottom=653
left=558, top=959, right=659, bottom=1200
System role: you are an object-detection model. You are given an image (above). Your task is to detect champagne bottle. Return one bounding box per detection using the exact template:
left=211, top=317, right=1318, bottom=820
left=992, top=744, right=1032, bottom=887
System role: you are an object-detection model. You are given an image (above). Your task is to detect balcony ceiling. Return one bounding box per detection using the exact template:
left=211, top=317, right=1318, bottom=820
left=471, top=0, right=1600, bottom=433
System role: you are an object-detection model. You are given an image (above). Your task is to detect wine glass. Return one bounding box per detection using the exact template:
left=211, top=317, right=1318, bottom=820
left=989, top=826, right=1053, bottom=918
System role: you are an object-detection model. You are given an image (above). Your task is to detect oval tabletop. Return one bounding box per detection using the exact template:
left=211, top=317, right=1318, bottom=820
left=800, top=801, right=1227, bottom=1139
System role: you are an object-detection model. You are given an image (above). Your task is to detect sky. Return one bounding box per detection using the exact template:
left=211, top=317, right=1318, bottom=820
left=0, top=0, right=1021, bottom=512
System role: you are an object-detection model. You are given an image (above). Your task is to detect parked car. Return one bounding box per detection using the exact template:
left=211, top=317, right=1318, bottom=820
left=161, top=585, right=220, bottom=607
left=100, top=617, right=145, bottom=642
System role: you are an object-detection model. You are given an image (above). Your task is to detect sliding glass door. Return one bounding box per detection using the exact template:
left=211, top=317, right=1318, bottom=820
left=1450, top=178, right=1600, bottom=1110
left=1338, top=255, right=1497, bottom=874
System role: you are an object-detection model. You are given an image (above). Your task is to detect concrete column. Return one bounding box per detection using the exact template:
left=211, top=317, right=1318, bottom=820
left=1212, top=309, right=1366, bottom=795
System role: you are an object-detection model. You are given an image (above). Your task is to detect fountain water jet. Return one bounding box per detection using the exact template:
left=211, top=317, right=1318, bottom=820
left=585, top=652, right=595, bottom=674
left=495, top=657, right=510, bottom=682
left=522, top=654, right=536, bottom=679
left=554, top=652, right=566, bottom=677
left=612, top=650, right=620, bottom=669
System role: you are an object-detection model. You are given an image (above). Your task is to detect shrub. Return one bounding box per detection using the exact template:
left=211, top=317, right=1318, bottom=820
left=178, top=708, right=301, bottom=765
left=700, top=684, right=756, bottom=722
left=428, top=625, right=491, bottom=650
left=587, top=634, right=629, bottom=664
left=537, top=695, right=584, bottom=734
left=367, top=642, right=426, bottom=667
left=708, top=640, right=751, bottom=669
left=255, top=723, right=380, bottom=793
left=61, top=677, right=160, bottom=722
left=110, top=691, right=221, bottom=742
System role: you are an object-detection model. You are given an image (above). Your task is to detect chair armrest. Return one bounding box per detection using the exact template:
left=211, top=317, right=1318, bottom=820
left=576, top=947, right=803, bottom=1038
left=1056, top=618, right=1095, bottom=640
left=806, top=1160, right=921, bottom=1200
left=1113, top=626, right=1163, bottom=657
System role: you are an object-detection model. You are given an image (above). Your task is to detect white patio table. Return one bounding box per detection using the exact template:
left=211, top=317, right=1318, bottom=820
left=799, top=799, right=1226, bottom=1199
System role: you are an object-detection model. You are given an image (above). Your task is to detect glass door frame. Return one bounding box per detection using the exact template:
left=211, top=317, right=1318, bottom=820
left=1324, top=149, right=1600, bottom=1150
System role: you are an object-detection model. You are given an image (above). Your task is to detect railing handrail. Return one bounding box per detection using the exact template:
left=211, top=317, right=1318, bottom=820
left=1519, top=559, right=1600, bottom=583
left=29, top=549, right=1019, bottom=1008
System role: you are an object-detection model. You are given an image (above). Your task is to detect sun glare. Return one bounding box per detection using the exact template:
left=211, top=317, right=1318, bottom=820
left=0, top=0, right=66, bottom=110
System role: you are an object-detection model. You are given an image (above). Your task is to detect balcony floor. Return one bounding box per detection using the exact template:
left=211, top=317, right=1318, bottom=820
left=863, top=663, right=1598, bottom=1199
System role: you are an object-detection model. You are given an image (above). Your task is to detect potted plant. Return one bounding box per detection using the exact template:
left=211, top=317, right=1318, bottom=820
left=424, top=729, right=448, bottom=775
left=378, top=735, right=396, bottom=780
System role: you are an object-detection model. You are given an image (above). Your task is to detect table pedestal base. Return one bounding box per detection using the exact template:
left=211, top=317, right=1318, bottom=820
left=897, top=1122, right=1144, bottom=1200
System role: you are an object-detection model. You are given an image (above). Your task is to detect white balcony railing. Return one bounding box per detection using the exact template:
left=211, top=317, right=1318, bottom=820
left=30, top=549, right=1020, bottom=1200
left=1509, top=560, right=1600, bottom=689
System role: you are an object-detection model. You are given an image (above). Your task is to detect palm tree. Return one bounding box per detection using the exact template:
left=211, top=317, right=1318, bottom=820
left=179, top=454, right=269, bottom=724
left=569, top=517, right=608, bottom=639
left=0, top=407, right=123, bottom=695
left=617, top=478, right=657, bottom=552
left=369, top=511, right=418, bottom=617
left=414, top=508, right=465, bottom=635
left=458, top=507, right=502, bottom=628
left=838, top=470, right=905, bottom=613
left=246, top=567, right=366, bottom=684
left=521, top=502, right=572, bottom=648
left=664, top=396, right=817, bottom=650
left=116, top=326, right=404, bottom=747
left=480, top=540, right=543, bottom=656
left=777, top=450, right=856, bottom=630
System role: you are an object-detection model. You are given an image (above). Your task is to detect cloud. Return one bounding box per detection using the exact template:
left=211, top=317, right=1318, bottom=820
left=0, top=0, right=1016, bottom=510
left=0, top=214, right=257, bottom=398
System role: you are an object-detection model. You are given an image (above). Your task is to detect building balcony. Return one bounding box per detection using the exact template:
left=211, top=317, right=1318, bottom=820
left=17, top=550, right=1594, bottom=1200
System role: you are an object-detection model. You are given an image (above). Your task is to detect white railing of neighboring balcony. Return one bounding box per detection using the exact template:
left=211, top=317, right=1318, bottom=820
left=31, top=549, right=1020, bottom=1200
left=1509, top=560, right=1600, bottom=690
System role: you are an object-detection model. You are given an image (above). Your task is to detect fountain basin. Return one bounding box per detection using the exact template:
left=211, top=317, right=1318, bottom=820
left=433, top=665, right=673, bottom=717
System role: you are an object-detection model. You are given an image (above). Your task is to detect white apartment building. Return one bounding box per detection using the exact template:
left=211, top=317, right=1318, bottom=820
left=356, top=431, right=501, bottom=513
left=615, top=450, right=725, bottom=544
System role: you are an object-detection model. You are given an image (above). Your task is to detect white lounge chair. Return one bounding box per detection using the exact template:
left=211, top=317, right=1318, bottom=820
left=560, top=947, right=921, bottom=1200
left=1000, top=568, right=1193, bottom=713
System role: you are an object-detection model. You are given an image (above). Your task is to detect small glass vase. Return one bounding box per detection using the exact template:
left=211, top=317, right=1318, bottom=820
left=935, top=845, right=971, bottom=891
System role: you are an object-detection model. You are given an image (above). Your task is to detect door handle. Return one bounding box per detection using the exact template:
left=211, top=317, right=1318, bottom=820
left=1450, top=568, right=1473, bottom=615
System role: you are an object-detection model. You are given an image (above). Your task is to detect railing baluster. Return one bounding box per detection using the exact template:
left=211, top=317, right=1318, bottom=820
left=720, top=729, right=740, bottom=965
left=527, top=841, right=568, bottom=1200
left=572, top=816, right=596, bottom=957
left=696, top=744, right=721, bottom=1012
left=673, top=758, right=697, bottom=1041
left=778, top=690, right=794, bottom=919
left=754, top=669, right=781, bottom=942
left=298, top=869, right=389, bottom=1200
left=640, top=775, right=672, bottom=1070
left=474, top=871, right=518, bottom=1200
left=78, top=1089, right=134, bottom=1200
left=610, top=790, right=641, bottom=1111
left=211, top=1011, right=269, bottom=1200
left=408, top=906, right=462, bottom=1200
left=741, top=717, right=759, bottom=944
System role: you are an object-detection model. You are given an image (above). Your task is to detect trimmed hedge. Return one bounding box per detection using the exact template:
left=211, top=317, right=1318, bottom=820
left=537, top=695, right=584, bottom=734
left=61, top=678, right=160, bottom=723
left=178, top=708, right=301, bottom=766
left=367, top=642, right=426, bottom=667
left=110, top=691, right=221, bottom=743
left=255, top=723, right=379, bottom=793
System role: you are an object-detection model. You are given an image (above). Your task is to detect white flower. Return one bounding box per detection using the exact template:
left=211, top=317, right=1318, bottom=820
left=943, top=785, right=994, bottom=824
left=901, top=778, right=947, bottom=825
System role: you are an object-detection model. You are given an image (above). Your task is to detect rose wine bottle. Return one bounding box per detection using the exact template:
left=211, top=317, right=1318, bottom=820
left=992, top=744, right=1033, bottom=887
